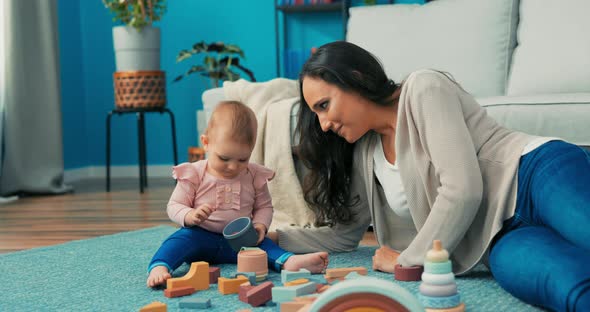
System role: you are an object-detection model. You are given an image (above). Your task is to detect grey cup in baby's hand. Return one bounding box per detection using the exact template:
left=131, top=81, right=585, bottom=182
left=223, top=217, right=259, bottom=252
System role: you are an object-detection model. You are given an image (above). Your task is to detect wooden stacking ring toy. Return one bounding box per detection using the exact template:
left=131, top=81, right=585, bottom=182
left=394, top=264, right=424, bottom=281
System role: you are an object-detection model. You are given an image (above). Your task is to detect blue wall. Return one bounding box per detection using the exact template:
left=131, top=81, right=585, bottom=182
left=58, top=0, right=87, bottom=169
left=58, top=0, right=423, bottom=170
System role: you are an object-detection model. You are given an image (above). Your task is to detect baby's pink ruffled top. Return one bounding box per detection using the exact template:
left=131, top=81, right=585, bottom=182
left=167, top=160, right=275, bottom=233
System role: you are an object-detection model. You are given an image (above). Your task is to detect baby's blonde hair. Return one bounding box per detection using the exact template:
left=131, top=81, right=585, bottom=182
left=206, top=101, right=257, bottom=147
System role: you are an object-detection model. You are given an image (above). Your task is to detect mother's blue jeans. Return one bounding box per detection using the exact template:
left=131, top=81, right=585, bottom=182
left=490, top=141, right=590, bottom=312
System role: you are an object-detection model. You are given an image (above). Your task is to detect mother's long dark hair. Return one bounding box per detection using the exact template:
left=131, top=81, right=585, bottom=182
left=296, top=41, right=399, bottom=226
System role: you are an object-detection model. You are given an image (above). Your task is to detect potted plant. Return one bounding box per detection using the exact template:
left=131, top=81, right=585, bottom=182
left=103, top=0, right=166, bottom=71
left=173, top=41, right=256, bottom=89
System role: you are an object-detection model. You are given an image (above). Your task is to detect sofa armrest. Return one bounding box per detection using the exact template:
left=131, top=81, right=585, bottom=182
left=201, top=87, right=226, bottom=123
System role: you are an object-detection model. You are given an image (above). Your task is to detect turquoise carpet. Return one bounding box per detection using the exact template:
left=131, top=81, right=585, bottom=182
left=0, top=225, right=541, bottom=311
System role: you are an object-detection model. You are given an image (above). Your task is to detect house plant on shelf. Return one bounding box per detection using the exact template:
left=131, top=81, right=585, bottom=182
left=174, top=41, right=256, bottom=161
left=103, top=0, right=166, bottom=71
left=173, top=41, right=256, bottom=89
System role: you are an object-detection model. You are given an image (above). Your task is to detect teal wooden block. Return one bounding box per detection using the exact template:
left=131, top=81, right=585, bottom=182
left=271, top=282, right=317, bottom=303
left=344, top=272, right=364, bottom=280
left=178, top=298, right=211, bottom=309
left=281, top=268, right=311, bottom=283
left=234, top=271, right=257, bottom=285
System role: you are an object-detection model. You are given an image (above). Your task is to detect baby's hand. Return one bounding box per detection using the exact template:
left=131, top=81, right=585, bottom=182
left=184, top=204, right=215, bottom=227
left=253, top=223, right=267, bottom=245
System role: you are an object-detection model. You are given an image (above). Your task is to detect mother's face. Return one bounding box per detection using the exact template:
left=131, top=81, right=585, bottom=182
left=302, top=76, right=374, bottom=143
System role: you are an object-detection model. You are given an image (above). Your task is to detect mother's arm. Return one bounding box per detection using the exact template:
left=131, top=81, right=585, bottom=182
left=271, top=160, right=372, bottom=254
left=397, top=72, right=483, bottom=267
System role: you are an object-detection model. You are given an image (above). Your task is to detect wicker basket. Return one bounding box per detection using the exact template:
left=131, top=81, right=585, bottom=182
left=113, top=71, right=166, bottom=109
left=188, top=146, right=206, bottom=162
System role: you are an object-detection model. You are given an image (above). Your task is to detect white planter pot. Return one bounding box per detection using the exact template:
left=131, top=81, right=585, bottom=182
left=112, top=26, right=160, bottom=71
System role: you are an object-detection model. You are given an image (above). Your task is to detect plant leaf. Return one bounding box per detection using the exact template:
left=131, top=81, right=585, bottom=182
left=192, top=41, right=208, bottom=53
left=176, top=50, right=193, bottom=63
left=203, top=56, right=218, bottom=68
left=187, top=65, right=206, bottom=75
left=224, top=44, right=245, bottom=58
left=223, top=68, right=241, bottom=81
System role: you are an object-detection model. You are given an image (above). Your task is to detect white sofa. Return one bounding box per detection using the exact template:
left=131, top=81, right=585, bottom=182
left=205, top=0, right=590, bottom=149
left=204, top=0, right=590, bottom=172
left=346, top=0, right=590, bottom=146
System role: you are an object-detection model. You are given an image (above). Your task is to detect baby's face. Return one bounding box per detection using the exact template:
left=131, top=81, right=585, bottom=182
left=204, top=132, right=253, bottom=179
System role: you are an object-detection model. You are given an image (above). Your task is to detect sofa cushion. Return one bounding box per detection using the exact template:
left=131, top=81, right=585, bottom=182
left=478, top=93, right=590, bottom=145
left=507, top=0, right=590, bottom=96
left=347, top=0, right=519, bottom=97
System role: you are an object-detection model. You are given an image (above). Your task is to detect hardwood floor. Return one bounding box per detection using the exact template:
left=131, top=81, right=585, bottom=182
left=0, top=177, right=376, bottom=254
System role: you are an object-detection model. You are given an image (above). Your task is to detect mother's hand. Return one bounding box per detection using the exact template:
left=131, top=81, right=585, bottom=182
left=372, top=245, right=400, bottom=273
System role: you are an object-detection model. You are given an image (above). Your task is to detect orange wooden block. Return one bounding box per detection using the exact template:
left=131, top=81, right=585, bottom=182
left=323, top=276, right=345, bottom=283
left=325, top=267, right=368, bottom=278
left=163, top=286, right=195, bottom=298
left=139, top=301, right=167, bottom=312
left=167, top=261, right=209, bottom=291
left=284, top=278, right=310, bottom=287
left=294, top=296, right=317, bottom=303
left=280, top=301, right=308, bottom=312
left=218, top=275, right=249, bottom=295
left=316, top=284, right=330, bottom=293
left=297, top=303, right=312, bottom=312
left=426, top=303, right=466, bottom=312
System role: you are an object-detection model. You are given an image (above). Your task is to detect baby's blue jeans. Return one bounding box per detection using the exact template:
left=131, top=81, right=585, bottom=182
left=148, top=226, right=293, bottom=273
left=490, top=141, right=590, bottom=311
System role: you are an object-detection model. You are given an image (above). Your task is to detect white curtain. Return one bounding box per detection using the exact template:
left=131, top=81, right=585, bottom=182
left=0, top=0, right=71, bottom=196
left=0, top=0, right=5, bottom=178
left=0, top=0, right=15, bottom=203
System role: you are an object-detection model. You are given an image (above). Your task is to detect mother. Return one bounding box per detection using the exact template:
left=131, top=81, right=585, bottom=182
left=269, top=41, right=590, bottom=311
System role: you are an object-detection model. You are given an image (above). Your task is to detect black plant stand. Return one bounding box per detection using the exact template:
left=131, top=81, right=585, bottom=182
left=106, top=107, right=178, bottom=193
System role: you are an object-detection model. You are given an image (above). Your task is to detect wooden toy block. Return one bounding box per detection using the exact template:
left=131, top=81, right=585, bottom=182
left=167, top=261, right=209, bottom=291
left=239, top=283, right=255, bottom=303
left=280, top=301, right=308, bottom=312
left=218, top=275, right=249, bottom=294
left=297, top=303, right=312, bottom=312
left=209, top=267, right=220, bottom=284
left=235, top=271, right=257, bottom=285
left=316, top=284, right=330, bottom=293
left=323, top=276, right=345, bottom=284
left=245, top=281, right=274, bottom=307
left=178, top=298, right=211, bottom=309
left=272, top=282, right=317, bottom=303
left=139, top=301, right=167, bottom=312
left=325, top=266, right=367, bottom=278
left=394, top=264, right=424, bottom=281
left=284, top=278, right=310, bottom=286
left=344, top=272, right=364, bottom=280
left=306, top=275, right=327, bottom=284
left=163, top=286, right=195, bottom=298
left=281, top=268, right=311, bottom=283
left=426, top=240, right=450, bottom=263
left=294, top=295, right=318, bottom=302
left=425, top=302, right=465, bottom=312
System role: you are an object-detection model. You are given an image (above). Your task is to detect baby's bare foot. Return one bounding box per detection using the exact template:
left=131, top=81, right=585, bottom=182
left=283, top=252, right=329, bottom=274
left=147, top=266, right=171, bottom=288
